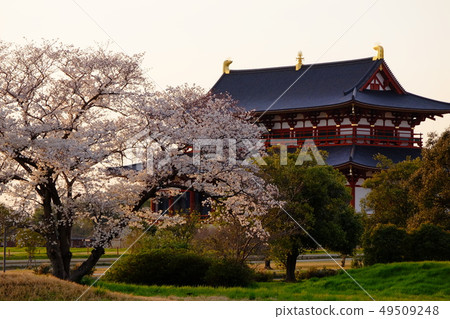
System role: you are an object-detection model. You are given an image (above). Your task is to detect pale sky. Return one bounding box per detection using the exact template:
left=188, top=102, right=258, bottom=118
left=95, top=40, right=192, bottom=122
left=1, top=0, right=449, bottom=137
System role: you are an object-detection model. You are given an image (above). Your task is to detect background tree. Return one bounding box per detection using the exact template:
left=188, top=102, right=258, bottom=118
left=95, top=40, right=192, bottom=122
left=361, top=155, right=421, bottom=229
left=361, top=129, right=450, bottom=264
left=362, top=154, right=420, bottom=227
left=0, top=204, right=24, bottom=271
left=408, top=129, right=450, bottom=230
left=0, top=40, right=276, bottom=281
left=259, top=148, right=362, bottom=281
left=362, top=129, right=449, bottom=231
left=0, top=204, right=13, bottom=271
left=192, top=209, right=267, bottom=263
left=15, top=228, right=46, bottom=266
left=137, top=213, right=200, bottom=252
left=330, top=208, right=363, bottom=267
left=71, top=218, right=95, bottom=240
left=0, top=204, right=13, bottom=240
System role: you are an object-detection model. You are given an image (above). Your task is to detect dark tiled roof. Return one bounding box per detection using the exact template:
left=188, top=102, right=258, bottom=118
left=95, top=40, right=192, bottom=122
left=211, top=58, right=450, bottom=113
left=321, top=145, right=422, bottom=168
left=356, top=91, right=450, bottom=111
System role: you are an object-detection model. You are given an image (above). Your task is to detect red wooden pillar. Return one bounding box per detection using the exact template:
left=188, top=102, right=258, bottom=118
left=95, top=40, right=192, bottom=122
left=345, top=181, right=356, bottom=208
left=344, top=166, right=357, bottom=208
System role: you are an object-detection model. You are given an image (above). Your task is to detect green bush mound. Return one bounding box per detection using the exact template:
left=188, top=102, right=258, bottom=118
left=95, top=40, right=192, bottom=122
left=363, top=224, right=409, bottom=265
left=253, top=271, right=274, bottom=282
left=204, top=258, right=254, bottom=287
left=363, top=224, right=450, bottom=265
left=409, top=224, right=450, bottom=261
left=104, top=249, right=254, bottom=287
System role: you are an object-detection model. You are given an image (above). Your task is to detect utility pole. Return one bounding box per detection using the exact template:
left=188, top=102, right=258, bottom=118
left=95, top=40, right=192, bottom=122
left=2, top=225, right=6, bottom=273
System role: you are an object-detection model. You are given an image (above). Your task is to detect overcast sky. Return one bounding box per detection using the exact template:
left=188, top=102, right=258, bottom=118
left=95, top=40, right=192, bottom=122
left=1, top=0, right=449, bottom=136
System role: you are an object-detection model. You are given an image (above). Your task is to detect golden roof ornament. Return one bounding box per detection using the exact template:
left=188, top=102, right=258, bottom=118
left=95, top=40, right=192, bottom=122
left=372, top=45, right=384, bottom=60
left=296, top=51, right=304, bottom=71
left=223, top=60, right=233, bottom=74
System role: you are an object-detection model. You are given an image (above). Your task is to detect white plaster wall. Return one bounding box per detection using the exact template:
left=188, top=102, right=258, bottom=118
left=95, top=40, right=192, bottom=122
left=341, top=118, right=352, bottom=125
left=355, top=186, right=371, bottom=213
left=359, top=118, right=369, bottom=125
left=399, top=120, right=409, bottom=128
left=376, top=72, right=384, bottom=83
left=384, top=120, right=395, bottom=127
left=375, top=119, right=384, bottom=126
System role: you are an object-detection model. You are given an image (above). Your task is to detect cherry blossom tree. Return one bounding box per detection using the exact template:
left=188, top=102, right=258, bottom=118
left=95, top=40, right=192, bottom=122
left=0, top=40, right=277, bottom=281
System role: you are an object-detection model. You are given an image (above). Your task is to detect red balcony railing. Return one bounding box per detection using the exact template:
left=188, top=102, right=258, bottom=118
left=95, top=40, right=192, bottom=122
left=264, top=125, right=422, bottom=148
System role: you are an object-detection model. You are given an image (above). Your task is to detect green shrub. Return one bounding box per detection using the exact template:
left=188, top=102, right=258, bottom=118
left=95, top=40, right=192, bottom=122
left=363, top=224, right=408, bottom=265
left=104, top=249, right=255, bottom=287
left=363, top=223, right=450, bottom=265
left=204, top=258, right=254, bottom=287
left=253, top=271, right=274, bottom=282
left=104, top=249, right=210, bottom=286
left=410, top=224, right=450, bottom=261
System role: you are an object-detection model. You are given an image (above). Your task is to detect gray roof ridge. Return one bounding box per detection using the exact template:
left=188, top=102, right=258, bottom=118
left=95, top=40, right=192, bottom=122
left=226, top=57, right=375, bottom=74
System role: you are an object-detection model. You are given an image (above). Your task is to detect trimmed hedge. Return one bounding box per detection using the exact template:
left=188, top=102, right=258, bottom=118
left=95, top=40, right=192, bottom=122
left=204, top=258, right=254, bottom=287
left=104, top=249, right=254, bottom=287
left=409, top=224, right=450, bottom=261
left=363, top=224, right=450, bottom=265
left=363, top=224, right=409, bottom=265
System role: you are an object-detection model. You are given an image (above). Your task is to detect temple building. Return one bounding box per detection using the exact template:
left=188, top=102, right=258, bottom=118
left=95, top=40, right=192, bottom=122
left=211, top=46, right=450, bottom=211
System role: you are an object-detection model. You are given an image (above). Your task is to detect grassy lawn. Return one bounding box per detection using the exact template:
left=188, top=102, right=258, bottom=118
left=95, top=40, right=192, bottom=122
left=0, top=247, right=128, bottom=260
left=92, top=262, right=450, bottom=301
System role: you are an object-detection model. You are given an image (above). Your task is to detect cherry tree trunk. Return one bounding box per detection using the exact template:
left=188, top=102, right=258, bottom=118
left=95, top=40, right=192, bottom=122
left=46, top=245, right=68, bottom=279
left=40, top=186, right=73, bottom=279
left=70, top=247, right=105, bottom=283
left=341, top=255, right=347, bottom=268
left=264, top=258, right=272, bottom=270
left=45, top=225, right=72, bottom=280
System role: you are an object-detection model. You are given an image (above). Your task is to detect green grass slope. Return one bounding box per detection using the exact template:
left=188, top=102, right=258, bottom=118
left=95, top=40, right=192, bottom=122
left=95, top=262, right=450, bottom=301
